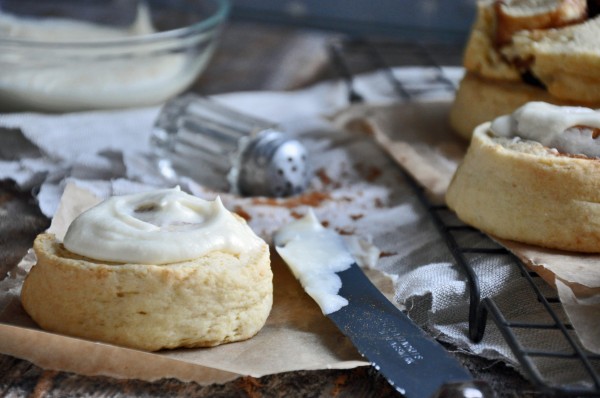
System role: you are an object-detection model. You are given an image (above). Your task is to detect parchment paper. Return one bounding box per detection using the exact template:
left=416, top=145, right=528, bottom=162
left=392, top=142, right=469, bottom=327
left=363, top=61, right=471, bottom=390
left=498, top=239, right=600, bottom=355
left=334, top=100, right=600, bottom=355
left=0, top=99, right=411, bottom=383
left=1, top=67, right=597, bottom=387
left=0, top=180, right=385, bottom=382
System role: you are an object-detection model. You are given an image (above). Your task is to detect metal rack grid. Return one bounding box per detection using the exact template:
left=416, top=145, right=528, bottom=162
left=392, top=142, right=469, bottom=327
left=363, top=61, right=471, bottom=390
left=327, top=37, right=600, bottom=397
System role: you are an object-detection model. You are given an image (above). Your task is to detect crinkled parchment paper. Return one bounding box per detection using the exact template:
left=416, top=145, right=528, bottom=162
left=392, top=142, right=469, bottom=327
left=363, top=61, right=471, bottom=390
left=0, top=104, right=408, bottom=383
left=498, top=239, right=600, bottom=355
left=0, top=183, right=370, bottom=383
left=334, top=100, right=600, bottom=355
left=2, top=92, right=598, bottom=386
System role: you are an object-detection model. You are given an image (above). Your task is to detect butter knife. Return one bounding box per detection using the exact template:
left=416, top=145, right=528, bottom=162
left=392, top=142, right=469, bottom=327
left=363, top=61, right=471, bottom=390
left=274, top=210, right=494, bottom=398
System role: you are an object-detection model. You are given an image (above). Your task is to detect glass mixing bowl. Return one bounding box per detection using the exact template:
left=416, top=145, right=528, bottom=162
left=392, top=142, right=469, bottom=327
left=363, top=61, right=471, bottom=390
left=0, top=0, right=230, bottom=112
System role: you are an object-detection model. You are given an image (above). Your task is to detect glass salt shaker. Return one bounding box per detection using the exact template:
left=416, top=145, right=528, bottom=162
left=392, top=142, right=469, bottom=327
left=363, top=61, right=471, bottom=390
left=151, top=94, right=310, bottom=197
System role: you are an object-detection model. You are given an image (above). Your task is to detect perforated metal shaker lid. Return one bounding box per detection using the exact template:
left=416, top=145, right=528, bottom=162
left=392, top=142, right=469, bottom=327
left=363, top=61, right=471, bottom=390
left=234, top=129, right=309, bottom=197
left=151, top=94, right=311, bottom=197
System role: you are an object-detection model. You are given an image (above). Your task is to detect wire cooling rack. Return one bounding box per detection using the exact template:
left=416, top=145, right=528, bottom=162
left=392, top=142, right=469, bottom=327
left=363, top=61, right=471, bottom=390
left=326, top=37, right=600, bottom=397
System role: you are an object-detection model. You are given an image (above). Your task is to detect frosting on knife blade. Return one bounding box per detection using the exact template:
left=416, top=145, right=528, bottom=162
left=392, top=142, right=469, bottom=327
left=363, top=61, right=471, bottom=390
left=274, top=209, right=354, bottom=314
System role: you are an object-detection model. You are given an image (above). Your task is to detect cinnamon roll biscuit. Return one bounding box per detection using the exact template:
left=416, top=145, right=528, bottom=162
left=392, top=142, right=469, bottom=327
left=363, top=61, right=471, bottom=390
left=451, top=0, right=600, bottom=140
left=21, top=189, right=273, bottom=351
left=446, top=102, right=600, bottom=252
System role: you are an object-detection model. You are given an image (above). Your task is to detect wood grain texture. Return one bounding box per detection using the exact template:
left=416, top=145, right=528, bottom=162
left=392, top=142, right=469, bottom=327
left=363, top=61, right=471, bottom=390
left=0, top=182, right=49, bottom=279
left=0, top=354, right=400, bottom=398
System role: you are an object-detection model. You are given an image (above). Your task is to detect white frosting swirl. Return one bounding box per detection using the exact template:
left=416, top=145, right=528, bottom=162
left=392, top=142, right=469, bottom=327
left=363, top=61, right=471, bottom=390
left=63, top=188, right=264, bottom=264
left=490, top=102, right=600, bottom=158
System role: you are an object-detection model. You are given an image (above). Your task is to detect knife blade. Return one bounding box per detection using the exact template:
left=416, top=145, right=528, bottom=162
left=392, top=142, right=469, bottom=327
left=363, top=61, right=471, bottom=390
left=274, top=210, right=493, bottom=398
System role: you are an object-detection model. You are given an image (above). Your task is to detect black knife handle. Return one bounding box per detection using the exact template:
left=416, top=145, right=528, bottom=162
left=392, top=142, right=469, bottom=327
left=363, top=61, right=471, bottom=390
left=431, top=380, right=496, bottom=398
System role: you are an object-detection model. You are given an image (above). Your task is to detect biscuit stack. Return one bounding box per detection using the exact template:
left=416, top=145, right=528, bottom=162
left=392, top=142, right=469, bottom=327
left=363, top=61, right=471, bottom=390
left=450, top=0, right=600, bottom=140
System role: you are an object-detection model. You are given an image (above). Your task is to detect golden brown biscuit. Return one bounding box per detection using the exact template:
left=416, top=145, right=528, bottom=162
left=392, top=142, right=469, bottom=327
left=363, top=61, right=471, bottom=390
left=446, top=122, right=600, bottom=252
left=452, top=0, right=600, bottom=139
left=449, top=73, right=600, bottom=140
left=21, top=233, right=273, bottom=351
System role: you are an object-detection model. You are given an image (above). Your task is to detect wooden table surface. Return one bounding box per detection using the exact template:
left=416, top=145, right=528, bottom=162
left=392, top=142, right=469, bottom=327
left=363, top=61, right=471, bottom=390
left=0, top=21, right=545, bottom=398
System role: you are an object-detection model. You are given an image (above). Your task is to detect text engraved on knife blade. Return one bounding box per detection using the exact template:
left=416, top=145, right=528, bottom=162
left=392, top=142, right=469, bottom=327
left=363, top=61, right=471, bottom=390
left=387, top=334, right=424, bottom=365
left=390, top=337, right=424, bottom=365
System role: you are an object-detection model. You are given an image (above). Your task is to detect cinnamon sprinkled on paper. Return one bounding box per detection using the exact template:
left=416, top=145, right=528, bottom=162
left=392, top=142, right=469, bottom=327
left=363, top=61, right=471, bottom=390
left=233, top=206, right=252, bottom=221
left=315, top=168, right=332, bottom=185
left=355, top=164, right=383, bottom=182
left=251, top=192, right=331, bottom=208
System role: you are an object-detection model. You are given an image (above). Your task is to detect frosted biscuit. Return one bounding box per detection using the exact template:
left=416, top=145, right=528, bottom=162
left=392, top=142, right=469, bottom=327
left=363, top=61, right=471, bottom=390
left=451, top=0, right=600, bottom=139
left=446, top=102, right=600, bottom=252
left=21, top=189, right=273, bottom=351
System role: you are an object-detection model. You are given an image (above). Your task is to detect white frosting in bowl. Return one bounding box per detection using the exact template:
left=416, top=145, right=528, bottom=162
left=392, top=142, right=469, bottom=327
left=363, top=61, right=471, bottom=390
left=0, top=2, right=223, bottom=112
left=490, top=102, right=600, bottom=158
left=63, top=188, right=264, bottom=265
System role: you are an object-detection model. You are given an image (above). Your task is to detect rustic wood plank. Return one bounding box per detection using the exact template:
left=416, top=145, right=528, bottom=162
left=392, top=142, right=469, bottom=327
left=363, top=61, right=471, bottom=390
left=0, top=182, right=49, bottom=279
left=0, top=353, right=400, bottom=398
